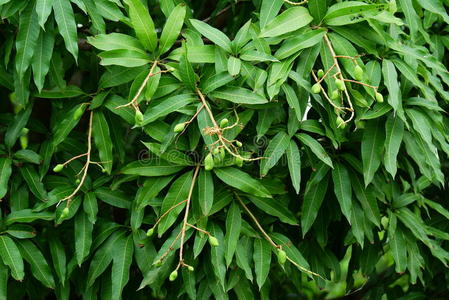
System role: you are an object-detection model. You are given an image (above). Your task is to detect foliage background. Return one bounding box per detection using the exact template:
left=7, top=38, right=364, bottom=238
left=1, top=0, right=449, bottom=299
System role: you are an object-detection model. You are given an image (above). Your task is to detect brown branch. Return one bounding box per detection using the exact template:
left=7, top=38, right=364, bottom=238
left=178, top=165, right=201, bottom=268
left=59, top=110, right=94, bottom=206
left=235, top=193, right=322, bottom=278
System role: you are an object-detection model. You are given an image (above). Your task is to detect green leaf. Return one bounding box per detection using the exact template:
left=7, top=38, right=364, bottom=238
left=14, top=149, right=41, bottom=164
left=247, top=196, right=297, bottom=225
left=324, top=2, right=387, bottom=26
left=5, top=224, right=36, bottom=239
left=350, top=173, right=380, bottom=227
left=53, top=0, right=78, bottom=61
left=227, top=56, right=241, bottom=76
left=209, top=223, right=226, bottom=289
left=179, top=42, right=196, bottom=91
left=111, top=234, right=134, bottom=300
left=416, top=0, right=449, bottom=24
left=135, top=176, right=174, bottom=209
left=126, top=0, right=157, bottom=52
left=16, top=239, right=55, bottom=288
left=301, top=175, right=329, bottom=236
left=98, top=49, right=150, bottom=67
left=92, top=111, right=113, bottom=174
left=83, top=192, right=98, bottom=225
left=75, top=211, right=93, bottom=266
left=253, top=238, right=271, bottom=290
left=286, top=140, right=301, bottom=194
left=275, top=29, right=326, bottom=60
left=332, top=162, right=352, bottom=223
left=15, top=1, right=40, bottom=79
left=259, top=0, right=283, bottom=28
left=210, top=87, right=268, bottom=104
left=87, top=231, right=125, bottom=287
left=225, top=201, right=241, bottom=267
left=384, top=115, right=404, bottom=178
left=214, top=167, right=271, bottom=198
left=201, top=72, right=234, bottom=95
left=4, top=209, right=54, bottom=226
left=48, top=237, right=67, bottom=285
left=19, top=165, right=47, bottom=201
left=87, top=33, right=146, bottom=54
left=197, top=170, right=214, bottom=216
left=236, top=237, right=254, bottom=282
left=240, top=50, right=279, bottom=62
left=308, top=0, right=328, bottom=22
left=32, top=29, right=55, bottom=92
left=142, top=93, right=196, bottom=125
left=120, top=160, right=185, bottom=176
left=36, top=0, right=55, bottom=28
left=95, top=188, right=131, bottom=209
left=0, top=235, right=24, bottom=281
left=0, top=158, right=12, bottom=199
left=260, top=131, right=290, bottom=177
left=260, top=7, right=313, bottom=38
left=382, top=59, right=403, bottom=118
left=297, top=133, right=333, bottom=168
left=158, top=3, right=186, bottom=55
left=5, top=104, right=32, bottom=149
left=361, top=119, right=385, bottom=186
left=158, top=171, right=193, bottom=236
left=389, top=227, right=407, bottom=273
left=0, top=262, right=8, bottom=300
left=190, top=19, right=232, bottom=53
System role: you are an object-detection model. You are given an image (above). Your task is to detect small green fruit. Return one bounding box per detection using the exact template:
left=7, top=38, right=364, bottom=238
left=73, top=106, right=84, bottom=120
left=187, top=266, right=194, bottom=272
left=311, top=83, right=321, bottom=94
left=277, top=249, right=287, bottom=265
left=61, top=207, right=70, bottom=219
left=20, top=128, right=29, bottom=136
left=20, top=135, right=28, bottom=149
left=146, top=228, right=154, bottom=237
left=317, top=69, right=324, bottom=78
left=220, top=118, right=229, bottom=128
left=235, top=156, right=243, bottom=168
left=335, top=79, right=345, bottom=91
left=375, top=92, right=384, bottom=103
left=355, top=120, right=365, bottom=129
left=53, top=164, right=64, bottom=173
left=134, top=110, right=144, bottom=126
left=236, top=141, right=242, bottom=147
left=331, top=90, right=339, bottom=100
left=213, top=148, right=220, bottom=155
left=336, top=116, right=346, bottom=129
left=354, top=65, right=364, bottom=81
left=169, top=270, right=178, bottom=281
left=75, top=179, right=80, bottom=184
left=173, top=122, right=186, bottom=133
left=208, top=235, right=219, bottom=247
left=204, top=153, right=214, bottom=171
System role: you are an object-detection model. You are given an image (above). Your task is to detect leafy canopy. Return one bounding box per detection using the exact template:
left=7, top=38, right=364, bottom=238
left=1, top=0, right=449, bottom=299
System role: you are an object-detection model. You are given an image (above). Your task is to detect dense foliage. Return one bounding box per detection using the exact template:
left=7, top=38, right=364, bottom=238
left=1, top=0, right=449, bottom=298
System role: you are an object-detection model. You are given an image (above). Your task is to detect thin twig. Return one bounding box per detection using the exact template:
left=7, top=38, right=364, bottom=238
left=196, top=89, right=263, bottom=162
left=323, top=34, right=355, bottom=123
left=61, top=153, right=87, bottom=166
left=186, top=223, right=210, bottom=235
left=59, top=110, right=94, bottom=206
left=152, top=199, right=188, bottom=229
left=235, top=193, right=322, bottom=278
left=343, top=79, right=378, bottom=89
left=178, top=165, right=201, bottom=268
left=284, top=0, right=308, bottom=5
left=115, top=60, right=159, bottom=110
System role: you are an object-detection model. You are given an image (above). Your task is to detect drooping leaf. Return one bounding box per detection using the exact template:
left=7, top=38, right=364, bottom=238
left=0, top=235, right=24, bottom=281
left=127, top=0, right=157, bottom=52
left=260, top=7, right=313, bottom=38
left=214, top=167, right=271, bottom=198
left=53, top=0, right=78, bottom=61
